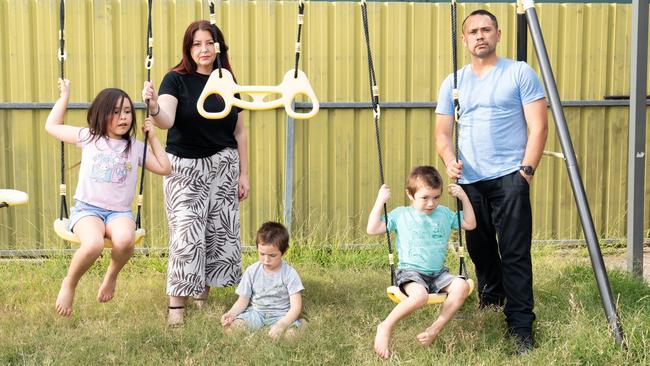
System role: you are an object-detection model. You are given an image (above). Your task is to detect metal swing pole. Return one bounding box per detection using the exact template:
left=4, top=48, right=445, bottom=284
left=520, top=0, right=625, bottom=347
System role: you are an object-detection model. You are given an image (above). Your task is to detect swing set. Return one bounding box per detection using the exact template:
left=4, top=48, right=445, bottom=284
left=34, top=0, right=626, bottom=347
left=50, top=0, right=319, bottom=247
left=360, top=0, right=473, bottom=306
left=0, top=190, right=28, bottom=209
left=51, top=0, right=152, bottom=247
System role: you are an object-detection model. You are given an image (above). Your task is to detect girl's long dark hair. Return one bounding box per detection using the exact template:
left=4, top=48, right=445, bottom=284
left=85, top=88, right=136, bottom=155
left=172, top=20, right=236, bottom=81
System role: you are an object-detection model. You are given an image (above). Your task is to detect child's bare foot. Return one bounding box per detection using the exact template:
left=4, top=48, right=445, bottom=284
left=97, top=274, right=117, bottom=303
left=416, top=324, right=441, bottom=346
left=55, top=278, right=75, bottom=317
left=374, top=322, right=391, bottom=359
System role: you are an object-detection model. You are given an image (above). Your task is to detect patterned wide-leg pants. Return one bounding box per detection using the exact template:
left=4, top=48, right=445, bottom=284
left=164, top=148, right=243, bottom=297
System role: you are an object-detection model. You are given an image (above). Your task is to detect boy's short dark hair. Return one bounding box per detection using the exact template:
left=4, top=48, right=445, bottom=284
left=256, top=221, right=290, bottom=254
left=462, top=9, right=499, bottom=33
left=406, top=166, right=443, bottom=196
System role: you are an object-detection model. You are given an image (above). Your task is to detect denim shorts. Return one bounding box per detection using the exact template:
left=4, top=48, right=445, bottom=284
left=235, top=307, right=302, bottom=330
left=69, top=200, right=134, bottom=231
left=395, top=267, right=463, bottom=294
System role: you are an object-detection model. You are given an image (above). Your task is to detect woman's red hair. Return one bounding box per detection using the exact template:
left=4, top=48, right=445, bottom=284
left=172, top=20, right=235, bottom=80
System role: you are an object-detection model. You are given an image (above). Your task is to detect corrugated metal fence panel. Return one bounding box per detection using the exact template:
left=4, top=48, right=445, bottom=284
left=0, top=1, right=648, bottom=249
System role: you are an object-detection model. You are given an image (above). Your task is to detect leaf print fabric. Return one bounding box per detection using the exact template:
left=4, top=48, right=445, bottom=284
left=164, top=148, right=243, bottom=296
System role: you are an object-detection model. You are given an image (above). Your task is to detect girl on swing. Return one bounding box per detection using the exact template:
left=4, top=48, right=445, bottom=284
left=45, top=78, right=171, bottom=317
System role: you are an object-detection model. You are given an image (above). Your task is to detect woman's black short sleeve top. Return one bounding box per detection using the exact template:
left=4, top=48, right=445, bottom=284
left=159, top=71, right=241, bottom=158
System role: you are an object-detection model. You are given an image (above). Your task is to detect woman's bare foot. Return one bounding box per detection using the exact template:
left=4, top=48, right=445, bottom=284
left=374, top=322, right=391, bottom=359
left=416, top=324, right=441, bottom=346
left=55, top=277, right=76, bottom=317
left=97, top=274, right=117, bottom=303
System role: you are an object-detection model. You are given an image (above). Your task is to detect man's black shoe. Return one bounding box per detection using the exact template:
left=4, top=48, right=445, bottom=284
left=513, top=333, right=534, bottom=355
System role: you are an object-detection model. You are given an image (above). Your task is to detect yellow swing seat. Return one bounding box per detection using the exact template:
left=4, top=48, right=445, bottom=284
left=386, top=278, right=475, bottom=305
left=0, top=189, right=29, bottom=207
left=53, top=218, right=145, bottom=248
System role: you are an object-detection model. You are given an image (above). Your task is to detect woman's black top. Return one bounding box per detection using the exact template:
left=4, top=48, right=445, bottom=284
left=159, top=71, right=241, bottom=159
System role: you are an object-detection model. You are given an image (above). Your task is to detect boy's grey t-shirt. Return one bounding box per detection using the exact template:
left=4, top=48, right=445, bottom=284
left=236, top=261, right=304, bottom=316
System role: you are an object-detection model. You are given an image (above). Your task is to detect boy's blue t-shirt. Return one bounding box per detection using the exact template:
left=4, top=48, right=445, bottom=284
left=435, top=58, right=546, bottom=184
left=236, top=261, right=304, bottom=317
left=385, top=205, right=462, bottom=274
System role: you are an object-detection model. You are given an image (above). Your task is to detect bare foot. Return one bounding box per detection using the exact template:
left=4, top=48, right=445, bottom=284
left=416, top=324, right=440, bottom=346
left=97, top=274, right=117, bottom=303
left=374, top=322, right=391, bottom=359
left=55, top=278, right=75, bottom=317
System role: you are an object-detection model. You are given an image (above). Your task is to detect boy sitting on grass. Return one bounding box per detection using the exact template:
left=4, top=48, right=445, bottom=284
left=367, top=166, right=476, bottom=359
left=221, top=222, right=305, bottom=340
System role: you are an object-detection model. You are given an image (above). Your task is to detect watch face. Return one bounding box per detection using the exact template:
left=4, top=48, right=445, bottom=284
left=521, top=166, right=534, bottom=175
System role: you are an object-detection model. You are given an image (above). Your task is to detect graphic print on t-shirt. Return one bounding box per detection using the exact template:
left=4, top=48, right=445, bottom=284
left=90, top=151, right=132, bottom=184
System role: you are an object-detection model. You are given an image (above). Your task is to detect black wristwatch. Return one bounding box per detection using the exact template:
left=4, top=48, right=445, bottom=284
left=520, top=165, right=535, bottom=176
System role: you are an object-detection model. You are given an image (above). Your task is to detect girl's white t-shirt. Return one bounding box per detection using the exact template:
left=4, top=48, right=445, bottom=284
left=73, top=128, right=144, bottom=212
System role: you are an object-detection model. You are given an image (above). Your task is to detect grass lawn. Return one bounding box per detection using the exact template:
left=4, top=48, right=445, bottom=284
left=1, top=245, right=649, bottom=365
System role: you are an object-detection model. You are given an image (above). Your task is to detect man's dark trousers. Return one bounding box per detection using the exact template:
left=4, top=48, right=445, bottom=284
left=461, top=171, right=535, bottom=336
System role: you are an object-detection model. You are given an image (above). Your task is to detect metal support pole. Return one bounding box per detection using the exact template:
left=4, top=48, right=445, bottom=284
left=627, top=0, right=648, bottom=278
left=283, top=108, right=296, bottom=232
left=523, top=0, right=625, bottom=347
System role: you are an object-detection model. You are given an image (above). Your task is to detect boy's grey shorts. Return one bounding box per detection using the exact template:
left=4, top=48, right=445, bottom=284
left=395, top=267, right=464, bottom=294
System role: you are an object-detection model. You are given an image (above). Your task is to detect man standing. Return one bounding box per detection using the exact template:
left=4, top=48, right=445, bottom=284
left=435, top=9, right=548, bottom=354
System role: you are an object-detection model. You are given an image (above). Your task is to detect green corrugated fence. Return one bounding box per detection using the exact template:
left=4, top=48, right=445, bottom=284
left=0, top=0, right=648, bottom=249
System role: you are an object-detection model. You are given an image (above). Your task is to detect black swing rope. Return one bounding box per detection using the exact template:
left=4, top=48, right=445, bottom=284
left=360, top=0, right=396, bottom=287
left=208, top=0, right=306, bottom=80
left=293, top=0, right=305, bottom=78
left=451, top=0, right=469, bottom=279
left=208, top=1, right=223, bottom=78
left=136, top=0, right=154, bottom=230
left=57, top=0, right=68, bottom=221
left=55, top=0, right=151, bottom=234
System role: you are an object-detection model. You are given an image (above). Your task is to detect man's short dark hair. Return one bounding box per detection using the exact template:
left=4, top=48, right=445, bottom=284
left=462, top=9, right=499, bottom=32
left=256, top=221, right=290, bottom=254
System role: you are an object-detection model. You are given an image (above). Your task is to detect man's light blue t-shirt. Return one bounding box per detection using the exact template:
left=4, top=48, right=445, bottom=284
left=436, top=58, right=546, bottom=184
left=385, top=206, right=462, bottom=274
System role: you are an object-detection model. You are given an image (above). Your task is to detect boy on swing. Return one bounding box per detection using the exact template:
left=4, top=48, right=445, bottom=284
left=367, top=165, right=476, bottom=359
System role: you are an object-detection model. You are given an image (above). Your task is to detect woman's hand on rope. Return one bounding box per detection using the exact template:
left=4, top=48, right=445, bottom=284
left=58, top=78, right=70, bottom=99
left=445, top=159, right=463, bottom=180
left=141, top=81, right=159, bottom=113
left=238, top=174, right=250, bottom=201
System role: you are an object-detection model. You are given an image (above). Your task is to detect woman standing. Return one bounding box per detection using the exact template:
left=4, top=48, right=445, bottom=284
left=142, top=20, right=249, bottom=325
